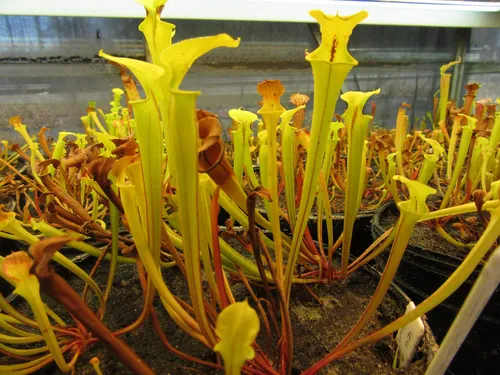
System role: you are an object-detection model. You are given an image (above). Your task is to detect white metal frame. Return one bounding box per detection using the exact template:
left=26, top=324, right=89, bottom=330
left=1, top=0, right=500, bottom=27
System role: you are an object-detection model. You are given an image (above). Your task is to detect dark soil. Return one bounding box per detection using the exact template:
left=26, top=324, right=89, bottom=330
left=14, top=261, right=217, bottom=375
left=5, top=257, right=435, bottom=374
left=289, top=267, right=435, bottom=374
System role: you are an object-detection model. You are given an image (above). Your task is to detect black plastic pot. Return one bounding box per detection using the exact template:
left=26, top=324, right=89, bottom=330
left=309, top=210, right=376, bottom=258
left=372, top=202, right=500, bottom=375
left=218, top=163, right=376, bottom=250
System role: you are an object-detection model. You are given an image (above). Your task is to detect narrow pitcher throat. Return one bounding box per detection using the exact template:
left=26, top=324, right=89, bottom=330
left=397, top=200, right=430, bottom=225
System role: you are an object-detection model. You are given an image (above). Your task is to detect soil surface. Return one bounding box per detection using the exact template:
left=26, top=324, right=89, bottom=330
left=289, top=267, right=434, bottom=375
left=13, top=261, right=216, bottom=375
left=5, top=256, right=435, bottom=375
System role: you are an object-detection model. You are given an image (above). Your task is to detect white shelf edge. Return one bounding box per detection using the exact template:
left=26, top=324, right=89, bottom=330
left=1, top=0, right=500, bottom=27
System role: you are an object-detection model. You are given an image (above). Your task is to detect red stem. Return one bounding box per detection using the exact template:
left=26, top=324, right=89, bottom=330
left=210, top=186, right=230, bottom=308
left=36, top=271, right=154, bottom=375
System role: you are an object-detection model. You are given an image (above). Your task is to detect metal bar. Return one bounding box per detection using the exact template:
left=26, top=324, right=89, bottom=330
left=2, top=0, right=500, bottom=28
left=450, top=28, right=471, bottom=105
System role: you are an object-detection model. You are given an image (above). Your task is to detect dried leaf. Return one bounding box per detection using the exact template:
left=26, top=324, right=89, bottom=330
left=197, top=111, right=235, bottom=185
left=111, top=137, right=139, bottom=158
left=29, top=236, right=76, bottom=278
left=38, top=168, right=94, bottom=223
left=88, top=157, right=124, bottom=213
left=62, top=147, right=88, bottom=168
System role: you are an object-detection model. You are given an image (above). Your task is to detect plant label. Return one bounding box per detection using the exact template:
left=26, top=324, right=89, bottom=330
left=396, top=301, right=425, bottom=368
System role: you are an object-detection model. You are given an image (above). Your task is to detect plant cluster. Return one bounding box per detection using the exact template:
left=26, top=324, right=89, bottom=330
left=0, top=1, right=499, bottom=374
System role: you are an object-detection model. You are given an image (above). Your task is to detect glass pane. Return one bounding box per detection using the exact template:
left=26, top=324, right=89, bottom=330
left=463, top=72, right=500, bottom=100
left=0, top=64, right=122, bottom=141
left=0, top=16, right=464, bottom=141
left=0, top=16, right=144, bottom=61
left=468, top=28, right=500, bottom=63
